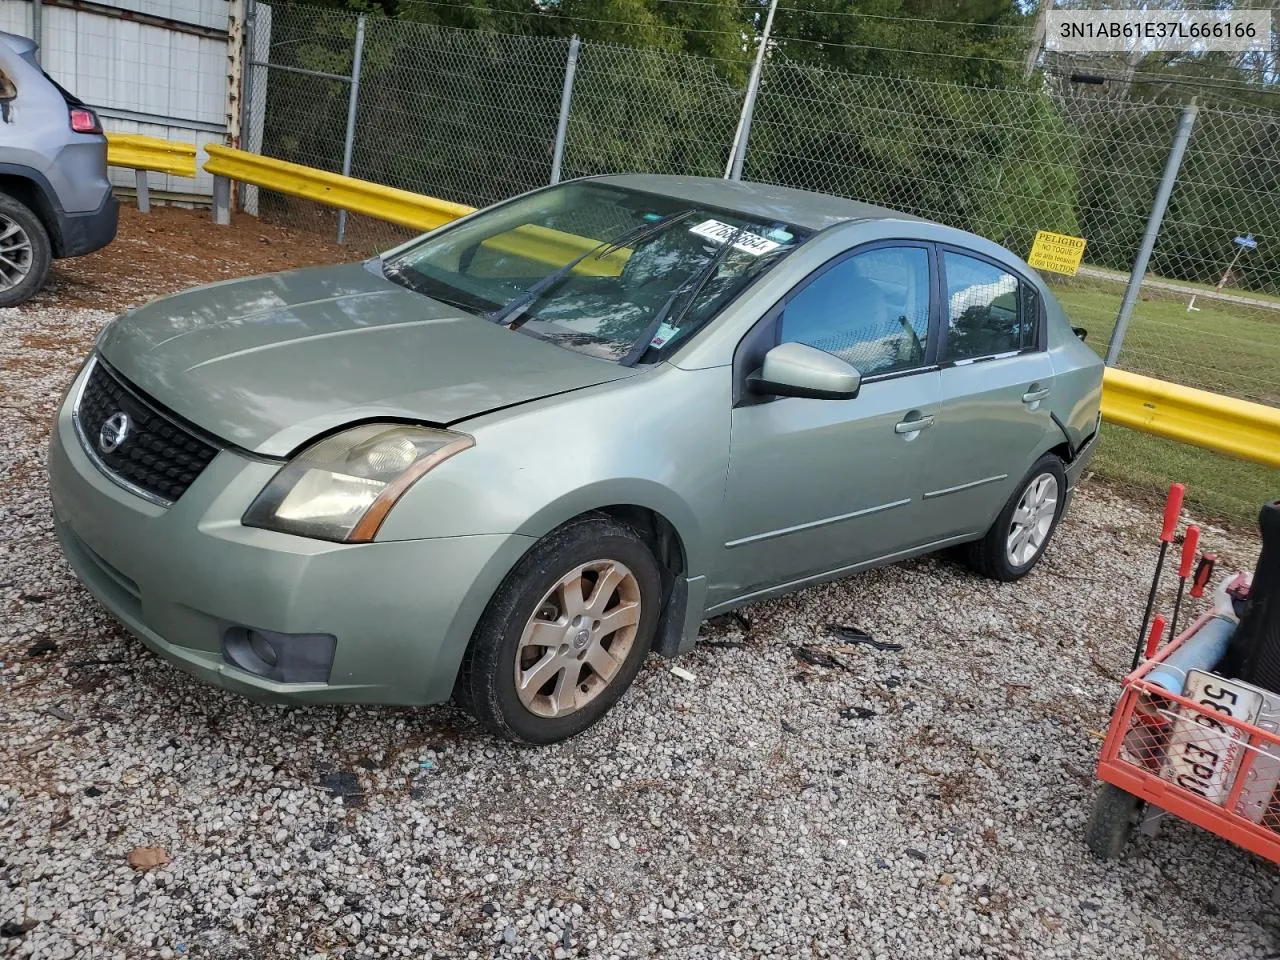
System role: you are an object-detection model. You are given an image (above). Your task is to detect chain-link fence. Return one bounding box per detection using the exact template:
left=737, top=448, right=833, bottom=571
left=239, top=6, right=1280, bottom=416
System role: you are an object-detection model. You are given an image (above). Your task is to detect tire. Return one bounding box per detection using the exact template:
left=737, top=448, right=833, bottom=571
left=0, top=193, right=52, bottom=308
left=1085, top=783, right=1142, bottom=860
left=964, top=453, right=1067, bottom=582
left=455, top=516, right=663, bottom=744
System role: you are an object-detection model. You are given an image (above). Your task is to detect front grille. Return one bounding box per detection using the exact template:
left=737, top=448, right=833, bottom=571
left=74, top=358, right=221, bottom=505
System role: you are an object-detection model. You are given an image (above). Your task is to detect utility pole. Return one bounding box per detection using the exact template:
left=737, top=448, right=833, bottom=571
left=725, top=0, right=779, bottom=181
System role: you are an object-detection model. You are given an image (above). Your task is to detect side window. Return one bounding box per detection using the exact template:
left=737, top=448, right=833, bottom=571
left=779, top=246, right=931, bottom=376
left=941, top=252, right=1038, bottom=362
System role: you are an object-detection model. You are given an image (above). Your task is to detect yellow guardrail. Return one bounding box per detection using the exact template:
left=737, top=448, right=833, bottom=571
left=201, top=145, right=626, bottom=276
left=204, top=144, right=471, bottom=231
left=105, top=133, right=198, bottom=178
left=1102, top=368, right=1280, bottom=469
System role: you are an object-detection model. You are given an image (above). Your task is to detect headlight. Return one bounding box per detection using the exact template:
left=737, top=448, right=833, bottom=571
left=243, top=424, right=473, bottom=542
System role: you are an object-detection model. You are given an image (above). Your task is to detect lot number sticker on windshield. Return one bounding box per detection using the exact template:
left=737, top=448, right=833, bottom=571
left=689, top=219, right=781, bottom=256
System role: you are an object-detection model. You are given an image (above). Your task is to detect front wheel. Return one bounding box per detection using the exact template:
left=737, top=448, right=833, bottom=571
left=455, top=516, right=663, bottom=744
left=1085, top=783, right=1142, bottom=860
left=964, top=453, right=1066, bottom=582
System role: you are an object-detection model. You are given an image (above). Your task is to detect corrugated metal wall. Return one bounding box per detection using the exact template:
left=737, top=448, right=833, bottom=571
left=1, top=0, right=231, bottom=198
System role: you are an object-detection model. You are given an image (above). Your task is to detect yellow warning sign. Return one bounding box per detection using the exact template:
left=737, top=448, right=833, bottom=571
left=1027, top=231, right=1087, bottom=276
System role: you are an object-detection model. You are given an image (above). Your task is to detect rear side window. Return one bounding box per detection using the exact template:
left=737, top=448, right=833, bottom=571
left=941, top=252, right=1038, bottom=362
left=779, top=245, right=931, bottom=376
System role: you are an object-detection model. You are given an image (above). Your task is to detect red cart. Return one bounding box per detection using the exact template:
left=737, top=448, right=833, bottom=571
left=1089, top=607, right=1280, bottom=863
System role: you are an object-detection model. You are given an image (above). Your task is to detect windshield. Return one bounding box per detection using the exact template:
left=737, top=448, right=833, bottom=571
left=381, top=182, right=809, bottom=362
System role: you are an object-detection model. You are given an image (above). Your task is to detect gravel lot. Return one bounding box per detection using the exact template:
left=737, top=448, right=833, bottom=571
left=1, top=215, right=1277, bottom=959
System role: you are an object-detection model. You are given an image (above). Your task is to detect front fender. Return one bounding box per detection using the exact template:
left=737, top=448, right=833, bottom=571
left=513, top=477, right=709, bottom=574
left=373, top=364, right=732, bottom=582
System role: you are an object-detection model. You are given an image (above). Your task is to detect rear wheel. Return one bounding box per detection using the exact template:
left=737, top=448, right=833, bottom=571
left=455, top=516, right=662, bottom=744
left=0, top=193, right=52, bottom=307
left=964, top=454, right=1066, bottom=582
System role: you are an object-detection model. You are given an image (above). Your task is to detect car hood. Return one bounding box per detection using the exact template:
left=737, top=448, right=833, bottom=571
left=97, top=262, right=639, bottom=457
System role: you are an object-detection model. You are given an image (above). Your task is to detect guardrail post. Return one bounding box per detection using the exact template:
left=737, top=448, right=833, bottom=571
left=1106, top=99, right=1198, bottom=366
left=336, top=14, right=366, bottom=245
left=213, top=175, right=231, bottom=226
left=134, top=169, right=151, bottom=214
left=549, top=35, right=580, bottom=186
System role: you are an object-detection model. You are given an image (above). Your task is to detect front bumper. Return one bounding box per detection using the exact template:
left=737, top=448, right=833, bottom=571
left=48, top=368, right=532, bottom=706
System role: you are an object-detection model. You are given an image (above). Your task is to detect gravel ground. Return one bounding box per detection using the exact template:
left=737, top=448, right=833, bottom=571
left=2, top=237, right=1278, bottom=959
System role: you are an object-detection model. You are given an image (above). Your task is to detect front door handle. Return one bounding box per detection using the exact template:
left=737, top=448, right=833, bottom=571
left=895, top=414, right=935, bottom=435
left=1022, top=386, right=1051, bottom=404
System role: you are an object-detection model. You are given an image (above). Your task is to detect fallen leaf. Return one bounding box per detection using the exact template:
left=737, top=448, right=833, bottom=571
left=127, top=846, right=170, bottom=871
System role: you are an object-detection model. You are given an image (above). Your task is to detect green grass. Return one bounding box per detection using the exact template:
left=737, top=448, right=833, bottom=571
left=1039, top=273, right=1279, bottom=524
left=1089, top=424, right=1279, bottom=528
left=1049, top=274, right=1280, bottom=407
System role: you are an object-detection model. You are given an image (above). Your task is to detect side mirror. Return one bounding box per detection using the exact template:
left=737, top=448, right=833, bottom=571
left=1072, top=325, right=1088, bottom=342
left=748, top=342, right=861, bottom=400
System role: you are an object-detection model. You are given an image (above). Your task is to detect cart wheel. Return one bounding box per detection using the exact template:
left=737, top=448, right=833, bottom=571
left=1085, top=783, right=1143, bottom=860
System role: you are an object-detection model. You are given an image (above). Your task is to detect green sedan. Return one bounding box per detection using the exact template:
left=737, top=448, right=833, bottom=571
left=48, top=175, right=1103, bottom=743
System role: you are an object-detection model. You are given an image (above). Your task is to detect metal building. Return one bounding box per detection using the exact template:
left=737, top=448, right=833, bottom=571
left=0, top=0, right=241, bottom=199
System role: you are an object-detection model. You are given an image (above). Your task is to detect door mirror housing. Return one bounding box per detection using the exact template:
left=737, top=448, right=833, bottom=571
left=748, top=342, right=862, bottom=400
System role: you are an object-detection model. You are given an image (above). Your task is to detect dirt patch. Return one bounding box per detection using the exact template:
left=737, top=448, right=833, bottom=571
left=25, top=204, right=361, bottom=314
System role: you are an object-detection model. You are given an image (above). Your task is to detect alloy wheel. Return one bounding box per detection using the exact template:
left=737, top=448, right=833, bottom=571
left=514, top=559, right=642, bottom=718
left=1007, top=472, right=1058, bottom=567
left=0, top=214, right=33, bottom=293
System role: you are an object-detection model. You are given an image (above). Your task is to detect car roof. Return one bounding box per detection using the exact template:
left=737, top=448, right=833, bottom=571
left=593, top=173, right=931, bottom=232
left=0, top=31, right=37, bottom=57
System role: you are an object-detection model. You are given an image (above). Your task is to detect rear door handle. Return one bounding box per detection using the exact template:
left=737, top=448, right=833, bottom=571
left=1022, top=387, right=1051, bottom=403
left=895, top=415, right=935, bottom=434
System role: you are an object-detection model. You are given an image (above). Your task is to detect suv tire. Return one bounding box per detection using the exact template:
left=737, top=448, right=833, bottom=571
left=0, top=192, right=52, bottom=307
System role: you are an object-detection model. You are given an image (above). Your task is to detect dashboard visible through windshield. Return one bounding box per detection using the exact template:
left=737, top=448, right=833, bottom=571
left=380, top=182, right=810, bottom=363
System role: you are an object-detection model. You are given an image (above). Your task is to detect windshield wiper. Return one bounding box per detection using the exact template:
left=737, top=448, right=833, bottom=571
left=489, top=209, right=695, bottom=330
left=623, top=241, right=793, bottom=366
left=617, top=223, right=751, bottom=367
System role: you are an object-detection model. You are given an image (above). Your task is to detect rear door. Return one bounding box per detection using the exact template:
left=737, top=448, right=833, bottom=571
left=920, top=247, right=1057, bottom=539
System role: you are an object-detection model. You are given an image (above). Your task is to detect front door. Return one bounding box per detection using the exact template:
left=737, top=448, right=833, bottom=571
left=712, top=243, right=944, bottom=606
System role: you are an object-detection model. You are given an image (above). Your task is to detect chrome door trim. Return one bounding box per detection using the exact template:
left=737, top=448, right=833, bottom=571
left=723, top=497, right=912, bottom=549
left=923, top=473, right=1009, bottom=500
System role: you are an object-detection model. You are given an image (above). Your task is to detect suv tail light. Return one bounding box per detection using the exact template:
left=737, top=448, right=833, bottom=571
left=69, top=107, right=102, bottom=134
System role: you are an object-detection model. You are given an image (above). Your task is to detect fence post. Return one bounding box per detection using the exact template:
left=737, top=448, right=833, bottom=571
left=30, top=0, right=42, bottom=62
left=726, top=0, right=778, bottom=181
left=1106, top=99, right=1198, bottom=366
left=336, top=13, right=367, bottom=245
left=549, top=35, right=580, bottom=186
left=237, top=0, right=257, bottom=211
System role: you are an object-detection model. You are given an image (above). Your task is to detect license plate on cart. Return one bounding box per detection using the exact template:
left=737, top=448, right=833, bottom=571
left=1161, top=670, right=1263, bottom=804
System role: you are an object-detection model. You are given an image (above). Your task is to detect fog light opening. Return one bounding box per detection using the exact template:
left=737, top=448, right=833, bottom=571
left=222, top=626, right=337, bottom=684
left=249, top=630, right=279, bottom=668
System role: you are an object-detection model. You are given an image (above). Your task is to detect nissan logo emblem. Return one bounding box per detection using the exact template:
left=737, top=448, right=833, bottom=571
left=98, top=411, right=130, bottom=454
